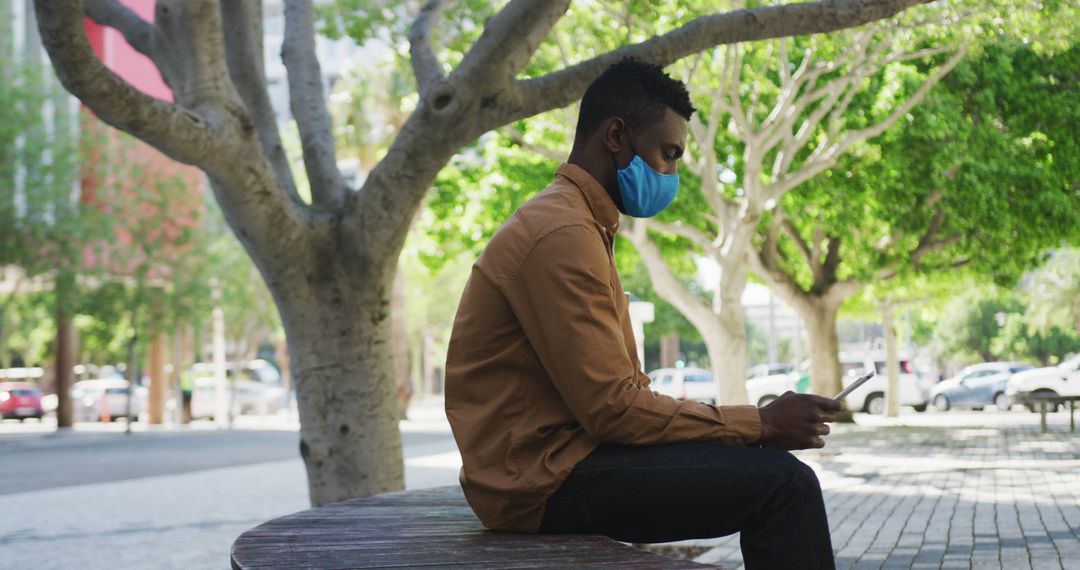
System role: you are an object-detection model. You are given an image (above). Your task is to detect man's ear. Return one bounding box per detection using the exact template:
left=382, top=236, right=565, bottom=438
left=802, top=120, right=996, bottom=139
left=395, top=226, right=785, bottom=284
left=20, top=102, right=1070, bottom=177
left=601, top=117, right=626, bottom=153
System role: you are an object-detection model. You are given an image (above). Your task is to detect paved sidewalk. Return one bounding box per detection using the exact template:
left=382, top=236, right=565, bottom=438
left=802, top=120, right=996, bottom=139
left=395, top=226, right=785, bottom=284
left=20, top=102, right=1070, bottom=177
left=679, top=412, right=1080, bottom=569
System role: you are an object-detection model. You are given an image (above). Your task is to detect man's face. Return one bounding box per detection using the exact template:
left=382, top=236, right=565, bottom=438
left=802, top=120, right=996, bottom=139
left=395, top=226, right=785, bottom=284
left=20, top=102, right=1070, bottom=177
left=621, top=107, right=688, bottom=175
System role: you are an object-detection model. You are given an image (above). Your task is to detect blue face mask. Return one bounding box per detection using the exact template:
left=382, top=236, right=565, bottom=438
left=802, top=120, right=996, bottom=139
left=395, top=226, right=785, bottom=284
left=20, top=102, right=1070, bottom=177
left=615, top=147, right=680, bottom=218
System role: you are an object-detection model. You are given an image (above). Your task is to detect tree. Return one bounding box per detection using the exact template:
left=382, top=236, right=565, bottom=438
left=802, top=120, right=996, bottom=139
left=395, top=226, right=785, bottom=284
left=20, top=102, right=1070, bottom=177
left=1025, top=248, right=1080, bottom=338
left=34, top=0, right=935, bottom=505
left=1, top=20, right=86, bottom=424
left=932, top=285, right=1018, bottom=364
left=748, top=23, right=1080, bottom=398
left=992, top=312, right=1079, bottom=366
left=625, top=19, right=965, bottom=404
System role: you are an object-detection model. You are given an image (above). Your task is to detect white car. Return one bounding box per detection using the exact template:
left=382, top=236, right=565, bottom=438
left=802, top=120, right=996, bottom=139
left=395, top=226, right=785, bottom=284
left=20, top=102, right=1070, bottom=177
left=647, top=367, right=717, bottom=404
left=837, top=351, right=931, bottom=414
left=189, top=359, right=286, bottom=419
left=745, top=372, right=798, bottom=407
left=71, top=379, right=148, bottom=422
left=746, top=363, right=794, bottom=380
left=1005, top=354, right=1080, bottom=412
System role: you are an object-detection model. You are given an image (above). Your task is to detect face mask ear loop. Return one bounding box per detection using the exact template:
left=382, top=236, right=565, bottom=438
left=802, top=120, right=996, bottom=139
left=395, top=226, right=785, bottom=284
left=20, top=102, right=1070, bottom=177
left=611, top=124, right=636, bottom=173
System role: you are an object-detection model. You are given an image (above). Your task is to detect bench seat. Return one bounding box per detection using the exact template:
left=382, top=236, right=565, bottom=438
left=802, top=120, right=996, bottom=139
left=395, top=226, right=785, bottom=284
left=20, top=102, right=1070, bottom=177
left=231, top=485, right=713, bottom=569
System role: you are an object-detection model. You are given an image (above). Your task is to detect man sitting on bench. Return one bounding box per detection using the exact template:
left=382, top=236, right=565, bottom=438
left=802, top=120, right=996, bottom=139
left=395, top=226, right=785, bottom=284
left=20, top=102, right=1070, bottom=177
left=445, top=58, right=842, bottom=570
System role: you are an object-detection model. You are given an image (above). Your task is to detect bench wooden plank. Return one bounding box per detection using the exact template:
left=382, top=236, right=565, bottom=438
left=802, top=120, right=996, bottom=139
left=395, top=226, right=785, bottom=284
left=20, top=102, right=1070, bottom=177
left=231, top=485, right=715, bottom=569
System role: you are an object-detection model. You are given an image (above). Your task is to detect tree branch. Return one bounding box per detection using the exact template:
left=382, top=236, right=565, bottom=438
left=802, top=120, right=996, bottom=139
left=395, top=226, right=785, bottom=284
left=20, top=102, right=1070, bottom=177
left=746, top=217, right=808, bottom=310
left=452, top=0, right=570, bottom=92
left=625, top=220, right=715, bottom=324
left=221, top=0, right=300, bottom=203
left=644, top=219, right=718, bottom=257
left=283, top=0, right=346, bottom=209
left=822, top=235, right=842, bottom=281
left=35, top=0, right=220, bottom=167
left=515, top=0, right=931, bottom=121
left=766, top=42, right=965, bottom=202
left=83, top=0, right=158, bottom=63
left=500, top=126, right=563, bottom=162
left=782, top=218, right=814, bottom=268
left=408, top=0, right=448, bottom=95
left=838, top=43, right=967, bottom=145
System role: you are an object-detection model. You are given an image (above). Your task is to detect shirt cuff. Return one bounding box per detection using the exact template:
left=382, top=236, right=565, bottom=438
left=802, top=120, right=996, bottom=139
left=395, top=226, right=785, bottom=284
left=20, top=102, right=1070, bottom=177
left=719, top=405, right=762, bottom=444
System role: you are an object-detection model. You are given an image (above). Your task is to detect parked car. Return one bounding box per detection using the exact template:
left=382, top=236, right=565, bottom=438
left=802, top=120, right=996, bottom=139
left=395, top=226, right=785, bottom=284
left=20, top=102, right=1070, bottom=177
left=746, top=372, right=799, bottom=407
left=189, top=359, right=286, bottom=419
left=0, top=382, right=44, bottom=421
left=836, top=351, right=931, bottom=414
left=746, top=363, right=794, bottom=380
left=71, top=379, right=148, bottom=422
left=647, top=367, right=717, bottom=404
left=1005, top=354, right=1080, bottom=412
left=929, top=362, right=1033, bottom=411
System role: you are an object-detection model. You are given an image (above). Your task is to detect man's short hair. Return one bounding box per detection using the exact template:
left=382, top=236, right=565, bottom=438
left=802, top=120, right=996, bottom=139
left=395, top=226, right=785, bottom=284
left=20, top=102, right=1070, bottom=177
left=574, top=58, right=696, bottom=145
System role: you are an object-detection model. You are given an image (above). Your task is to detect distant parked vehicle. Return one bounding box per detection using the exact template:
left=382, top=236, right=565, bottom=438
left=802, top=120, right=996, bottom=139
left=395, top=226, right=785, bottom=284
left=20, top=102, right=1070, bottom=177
left=0, top=382, right=44, bottom=421
left=929, top=362, right=1033, bottom=411
left=746, top=363, right=794, bottom=380
left=71, top=379, right=148, bottom=422
left=647, top=367, right=717, bottom=404
left=1005, top=354, right=1080, bottom=412
left=189, top=359, right=286, bottom=419
left=746, top=372, right=800, bottom=408
left=837, top=351, right=931, bottom=414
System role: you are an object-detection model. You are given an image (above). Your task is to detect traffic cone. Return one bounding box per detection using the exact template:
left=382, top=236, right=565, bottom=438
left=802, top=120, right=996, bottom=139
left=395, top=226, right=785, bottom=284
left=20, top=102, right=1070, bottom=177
left=99, top=395, right=111, bottom=423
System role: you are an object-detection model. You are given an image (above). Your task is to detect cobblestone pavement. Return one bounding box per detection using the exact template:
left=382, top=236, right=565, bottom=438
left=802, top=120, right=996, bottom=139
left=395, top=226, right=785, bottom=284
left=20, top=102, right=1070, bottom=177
left=4, top=403, right=1078, bottom=569
left=684, top=411, right=1080, bottom=570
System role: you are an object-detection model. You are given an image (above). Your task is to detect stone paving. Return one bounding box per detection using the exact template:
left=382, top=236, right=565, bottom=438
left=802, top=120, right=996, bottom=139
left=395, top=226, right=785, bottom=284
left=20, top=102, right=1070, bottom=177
left=3, top=404, right=1078, bottom=569
left=679, top=413, right=1080, bottom=570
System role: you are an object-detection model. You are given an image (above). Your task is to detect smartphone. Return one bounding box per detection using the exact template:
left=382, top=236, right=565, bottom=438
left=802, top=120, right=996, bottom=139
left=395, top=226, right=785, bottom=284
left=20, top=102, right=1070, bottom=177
left=834, top=370, right=875, bottom=401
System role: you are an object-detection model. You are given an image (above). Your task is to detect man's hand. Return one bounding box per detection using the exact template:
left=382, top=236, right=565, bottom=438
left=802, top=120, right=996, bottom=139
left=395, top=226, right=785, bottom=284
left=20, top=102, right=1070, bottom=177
left=757, top=391, right=844, bottom=450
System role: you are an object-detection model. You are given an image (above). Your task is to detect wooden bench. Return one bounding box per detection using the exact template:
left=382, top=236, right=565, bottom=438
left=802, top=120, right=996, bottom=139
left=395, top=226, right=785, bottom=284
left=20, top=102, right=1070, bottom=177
left=231, top=485, right=714, bottom=569
left=1029, top=393, right=1080, bottom=434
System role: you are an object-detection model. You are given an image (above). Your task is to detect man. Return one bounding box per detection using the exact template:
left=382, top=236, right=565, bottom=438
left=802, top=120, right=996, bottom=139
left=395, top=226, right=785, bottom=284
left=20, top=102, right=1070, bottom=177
left=445, top=59, right=841, bottom=569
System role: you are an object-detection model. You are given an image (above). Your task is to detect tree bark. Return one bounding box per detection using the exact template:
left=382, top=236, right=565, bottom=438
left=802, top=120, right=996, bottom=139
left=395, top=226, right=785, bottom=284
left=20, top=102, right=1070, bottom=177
left=792, top=295, right=844, bottom=398
left=272, top=260, right=404, bottom=505
left=627, top=221, right=750, bottom=404
left=660, top=333, right=680, bottom=369
left=148, top=332, right=166, bottom=424
left=707, top=261, right=751, bottom=405
left=55, top=294, right=75, bottom=429
left=391, top=266, right=411, bottom=419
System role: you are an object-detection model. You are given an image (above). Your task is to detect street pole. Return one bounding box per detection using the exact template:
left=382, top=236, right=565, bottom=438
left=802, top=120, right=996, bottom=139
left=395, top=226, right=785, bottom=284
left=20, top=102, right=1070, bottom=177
left=125, top=328, right=138, bottom=435
left=211, top=283, right=228, bottom=428
left=148, top=334, right=165, bottom=424
left=883, top=301, right=901, bottom=418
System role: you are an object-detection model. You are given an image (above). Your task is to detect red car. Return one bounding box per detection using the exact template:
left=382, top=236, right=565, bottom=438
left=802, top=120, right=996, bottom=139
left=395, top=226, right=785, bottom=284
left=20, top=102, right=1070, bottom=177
left=0, top=382, right=44, bottom=421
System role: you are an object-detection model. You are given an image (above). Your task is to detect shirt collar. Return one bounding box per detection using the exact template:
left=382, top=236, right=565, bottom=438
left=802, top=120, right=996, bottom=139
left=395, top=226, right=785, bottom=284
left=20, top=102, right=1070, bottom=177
left=556, top=163, right=621, bottom=234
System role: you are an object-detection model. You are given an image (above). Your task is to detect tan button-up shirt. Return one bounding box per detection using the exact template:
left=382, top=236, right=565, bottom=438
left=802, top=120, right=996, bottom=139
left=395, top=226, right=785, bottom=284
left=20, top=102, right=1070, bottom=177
left=445, top=163, right=762, bottom=533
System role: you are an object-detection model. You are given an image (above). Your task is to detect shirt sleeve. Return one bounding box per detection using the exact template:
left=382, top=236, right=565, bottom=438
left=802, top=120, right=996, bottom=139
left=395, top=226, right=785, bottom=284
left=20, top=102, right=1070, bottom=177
left=502, top=224, right=760, bottom=445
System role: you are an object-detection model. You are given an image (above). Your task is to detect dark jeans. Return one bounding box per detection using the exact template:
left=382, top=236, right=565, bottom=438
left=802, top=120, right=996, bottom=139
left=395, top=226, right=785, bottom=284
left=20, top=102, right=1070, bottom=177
left=538, top=441, right=835, bottom=570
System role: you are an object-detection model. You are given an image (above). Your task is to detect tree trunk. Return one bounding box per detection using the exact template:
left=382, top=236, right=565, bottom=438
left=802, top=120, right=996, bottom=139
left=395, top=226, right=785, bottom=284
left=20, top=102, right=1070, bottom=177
left=55, top=295, right=75, bottom=428
left=148, top=333, right=166, bottom=424
left=274, top=266, right=405, bottom=506
left=882, top=302, right=901, bottom=417
left=628, top=225, right=751, bottom=405
left=703, top=320, right=750, bottom=406
left=706, top=262, right=750, bottom=405
left=391, top=265, right=412, bottom=419
left=660, top=333, right=680, bottom=369
left=795, top=298, right=843, bottom=398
